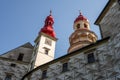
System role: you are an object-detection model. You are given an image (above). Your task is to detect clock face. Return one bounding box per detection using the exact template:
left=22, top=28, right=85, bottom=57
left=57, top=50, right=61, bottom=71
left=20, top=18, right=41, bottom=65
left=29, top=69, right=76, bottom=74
left=45, top=38, right=52, bottom=46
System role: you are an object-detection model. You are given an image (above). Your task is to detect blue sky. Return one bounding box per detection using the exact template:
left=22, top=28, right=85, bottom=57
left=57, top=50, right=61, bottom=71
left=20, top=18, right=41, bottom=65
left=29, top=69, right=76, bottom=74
left=0, top=0, right=108, bottom=58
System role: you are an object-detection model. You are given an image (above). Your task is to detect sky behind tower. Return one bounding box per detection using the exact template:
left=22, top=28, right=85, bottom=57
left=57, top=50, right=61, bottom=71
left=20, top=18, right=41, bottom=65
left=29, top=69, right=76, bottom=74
left=0, top=0, right=108, bottom=58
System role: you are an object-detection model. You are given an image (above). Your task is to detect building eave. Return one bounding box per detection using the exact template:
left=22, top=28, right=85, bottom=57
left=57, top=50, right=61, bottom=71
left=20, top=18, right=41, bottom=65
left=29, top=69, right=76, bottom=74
left=34, top=32, right=58, bottom=43
left=0, top=57, right=30, bottom=65
left=94, top=0, right=116, bottom=25
left=0, top=42, right=33, bottom=56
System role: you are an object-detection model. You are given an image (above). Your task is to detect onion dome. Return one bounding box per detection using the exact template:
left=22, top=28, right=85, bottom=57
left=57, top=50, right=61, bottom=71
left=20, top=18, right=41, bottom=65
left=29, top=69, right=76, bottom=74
left=74, top=12, right=89, bottom=23
left=39, top=11, right=56, bottom=38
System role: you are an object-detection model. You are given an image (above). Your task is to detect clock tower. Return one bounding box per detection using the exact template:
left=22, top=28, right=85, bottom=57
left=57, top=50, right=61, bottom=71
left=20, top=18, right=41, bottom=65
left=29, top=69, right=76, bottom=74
left=33, top=11, right=57, bottom=68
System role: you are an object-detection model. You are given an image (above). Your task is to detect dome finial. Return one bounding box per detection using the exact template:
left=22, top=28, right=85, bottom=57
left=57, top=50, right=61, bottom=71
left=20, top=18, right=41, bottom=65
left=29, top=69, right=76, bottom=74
left=50, top=10, right=52, bottom=15
left=79, top=10, right=82, bottom=15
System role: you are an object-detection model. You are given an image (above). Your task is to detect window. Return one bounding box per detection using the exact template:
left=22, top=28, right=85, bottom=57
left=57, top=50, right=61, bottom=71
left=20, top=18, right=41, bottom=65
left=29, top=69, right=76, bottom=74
left=87, top=53, right=95, bottom=63
left=76, top=24, right=80, bottom=29
left=46, top=22, right=49, bottom=25
left=17, top=53, right=24, bottom=61
left=10, top=63, right=16, bottom=67
left=62, top=62, right=68, bottom=72
left=42, top=70, right=47, bottom=79
left=44, top=47, right=50, bottom=55
left=48, top=21, right=52, bottom=25
left=5, top=74, right=12, bottom=80
left=45, top=38, right=52, bottom=46
left=84, top=23, right=88, bottom=28
left=45, top=49, right=49, bottom=55
left=118, top=0, right=120, bottom=5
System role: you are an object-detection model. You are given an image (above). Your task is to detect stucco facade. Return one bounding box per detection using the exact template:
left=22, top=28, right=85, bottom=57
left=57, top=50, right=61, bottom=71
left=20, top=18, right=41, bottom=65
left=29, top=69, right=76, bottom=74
left=34, top=33, right=57, bottom=68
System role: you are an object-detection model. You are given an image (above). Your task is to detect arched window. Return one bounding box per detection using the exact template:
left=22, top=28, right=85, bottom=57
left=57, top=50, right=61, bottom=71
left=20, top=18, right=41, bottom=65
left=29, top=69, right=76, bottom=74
left=48, top=21, right=52, bottom=25
left=84, top=23, right=88, bottom=28
left=76, top=24, right=80, bottom=29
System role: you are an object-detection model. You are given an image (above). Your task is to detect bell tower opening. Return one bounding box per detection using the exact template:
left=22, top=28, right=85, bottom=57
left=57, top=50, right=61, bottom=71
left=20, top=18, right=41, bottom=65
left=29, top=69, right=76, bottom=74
left=84, top=23, right=88, bottom=28
left=76, top=24, right=80, bottom=29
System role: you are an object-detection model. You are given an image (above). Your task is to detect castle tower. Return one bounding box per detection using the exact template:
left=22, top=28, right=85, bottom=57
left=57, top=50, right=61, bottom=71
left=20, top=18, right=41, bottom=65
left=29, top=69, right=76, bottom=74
left=34, top=11, right=57, bottom=68
left=68, top=12, right=97, bottom=53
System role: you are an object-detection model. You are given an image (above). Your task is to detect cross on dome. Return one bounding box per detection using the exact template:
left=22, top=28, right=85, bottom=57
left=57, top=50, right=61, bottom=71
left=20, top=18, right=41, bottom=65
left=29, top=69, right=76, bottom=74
left=79, top=10, right=82, bottom=15
left=50, top=10, right=52, bottom=15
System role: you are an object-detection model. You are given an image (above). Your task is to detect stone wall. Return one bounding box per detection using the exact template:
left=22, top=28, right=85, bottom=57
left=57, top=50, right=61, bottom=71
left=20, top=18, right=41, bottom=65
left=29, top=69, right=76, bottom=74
left=99, top=0, right=120, bottom=38
left=0, top=58, right=29, bottom=80
left=0, top=43, right=34, bottom=80
left=23, top=32, right=120, bottom=80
